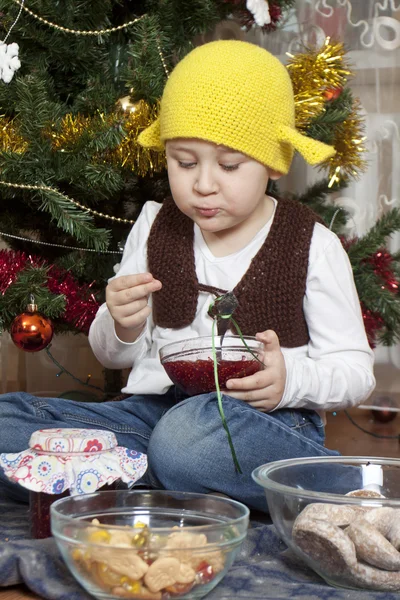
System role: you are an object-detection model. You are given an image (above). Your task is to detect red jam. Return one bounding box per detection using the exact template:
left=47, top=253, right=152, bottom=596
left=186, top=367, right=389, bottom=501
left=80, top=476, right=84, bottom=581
left=163, top=357, right=262, bottom=396
left=30, top=482, right=118, bottom=539
left=30, top=489, right=70, bottom=539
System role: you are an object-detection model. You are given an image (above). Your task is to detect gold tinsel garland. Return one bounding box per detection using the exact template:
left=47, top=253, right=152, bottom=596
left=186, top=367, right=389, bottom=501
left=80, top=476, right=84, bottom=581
left=0, top=98, right=165, bottom=180
left=0, top=117, right=28, bottom=153
left=287, top=37, right=351, bottom=131
left=46, top=98, right=166, bottom=176
left=0, top=98, right=165, bottom=224
left=0, top=102, right=165, bottom=224
left=47, top=113, right=91, bottom=151
left=0, top=37, right=366, bottom=194
left=326, top=98, right=367, bottom=187
left=110, top=98, right=166, bottom=177
left=287, top=37, right=367, bottom=184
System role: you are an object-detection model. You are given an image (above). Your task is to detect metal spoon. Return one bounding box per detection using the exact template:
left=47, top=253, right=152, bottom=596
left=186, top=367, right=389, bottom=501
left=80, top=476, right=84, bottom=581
left=214, top=292, right=239, bottom=359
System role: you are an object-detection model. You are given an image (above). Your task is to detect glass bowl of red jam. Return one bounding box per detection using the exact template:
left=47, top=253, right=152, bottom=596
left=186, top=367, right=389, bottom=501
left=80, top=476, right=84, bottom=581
left=159, top=335, right=264, bottom=395
left=51, top=489, right=249, bottom=600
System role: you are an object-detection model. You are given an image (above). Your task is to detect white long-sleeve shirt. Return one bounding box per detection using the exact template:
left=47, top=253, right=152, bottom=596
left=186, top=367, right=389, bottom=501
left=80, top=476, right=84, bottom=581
left=89, top=200, right=375, bottom=412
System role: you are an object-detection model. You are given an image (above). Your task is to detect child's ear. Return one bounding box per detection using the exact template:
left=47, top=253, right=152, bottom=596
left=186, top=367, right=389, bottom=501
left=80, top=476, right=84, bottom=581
left=268, top=168, right=283, bottom=181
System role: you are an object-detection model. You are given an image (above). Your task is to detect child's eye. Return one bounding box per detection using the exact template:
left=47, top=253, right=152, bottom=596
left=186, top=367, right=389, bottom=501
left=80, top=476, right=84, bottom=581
left=221, top=164, right=240, bottom=171
left=178, top=161, right=196, bottom=169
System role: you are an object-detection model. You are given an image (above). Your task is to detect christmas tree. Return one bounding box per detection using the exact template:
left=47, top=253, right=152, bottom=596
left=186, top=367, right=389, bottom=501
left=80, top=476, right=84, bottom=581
left=0, top=0, right=399, bottom=358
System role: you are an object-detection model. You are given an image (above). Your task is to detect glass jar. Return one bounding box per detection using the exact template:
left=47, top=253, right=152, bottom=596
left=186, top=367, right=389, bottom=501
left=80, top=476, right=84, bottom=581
left=0, top=428, right=147, bottom=539
left=30, top=483, right=119, bottom=540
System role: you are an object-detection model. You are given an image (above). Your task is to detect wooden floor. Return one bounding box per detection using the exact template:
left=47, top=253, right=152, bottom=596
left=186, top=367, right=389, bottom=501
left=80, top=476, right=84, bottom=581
left=1, top=407, right=399, bottom=600
left=325, top=406, right=400, bottom=457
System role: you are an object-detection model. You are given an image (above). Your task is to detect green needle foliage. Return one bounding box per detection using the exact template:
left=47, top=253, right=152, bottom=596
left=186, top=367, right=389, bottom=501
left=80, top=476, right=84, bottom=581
left=306, top=88, right=354, bottom=145
left=0, top=266, right=66, bottom=326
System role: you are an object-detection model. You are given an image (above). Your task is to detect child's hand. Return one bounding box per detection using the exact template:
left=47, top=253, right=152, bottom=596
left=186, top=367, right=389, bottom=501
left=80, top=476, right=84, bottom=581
left=106, top=273, right=162, bottom=342
left=224, top=330, right=286, bottom=412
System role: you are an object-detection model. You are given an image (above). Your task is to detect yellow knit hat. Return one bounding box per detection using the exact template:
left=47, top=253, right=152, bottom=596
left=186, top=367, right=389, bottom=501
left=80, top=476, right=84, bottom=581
left=138, top=40, right=335, bottom=175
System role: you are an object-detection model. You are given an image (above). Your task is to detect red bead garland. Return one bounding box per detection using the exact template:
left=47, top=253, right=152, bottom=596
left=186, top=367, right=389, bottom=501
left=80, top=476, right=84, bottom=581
left=0, top=249, right=100, bottom=335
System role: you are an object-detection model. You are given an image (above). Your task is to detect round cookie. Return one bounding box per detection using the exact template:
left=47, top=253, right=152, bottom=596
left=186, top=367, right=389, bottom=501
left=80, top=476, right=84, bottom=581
left=349, top=561, right=400, bottom=591
left=362, top=507, right=400, bottom=550
left=346, top=518, right=400, bottom=571
left=292, top=515, right=357, bottom=575
left=297, top=502, right=367, bottom=527
left=346, top=489, right=385, bottom=498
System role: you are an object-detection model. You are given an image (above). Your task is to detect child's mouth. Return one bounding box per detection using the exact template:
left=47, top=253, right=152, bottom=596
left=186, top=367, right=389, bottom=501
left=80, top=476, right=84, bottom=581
left=197, top=207, right=219, bottom=217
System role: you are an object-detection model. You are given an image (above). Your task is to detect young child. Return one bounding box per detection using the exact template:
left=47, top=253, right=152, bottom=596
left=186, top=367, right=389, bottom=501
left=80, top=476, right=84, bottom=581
left=0, top=41, right=375, bottom=511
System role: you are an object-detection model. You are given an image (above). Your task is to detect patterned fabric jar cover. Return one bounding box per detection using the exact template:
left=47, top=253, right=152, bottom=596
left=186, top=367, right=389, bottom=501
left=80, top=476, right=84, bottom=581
left=0, top=428, right=147, bottom=495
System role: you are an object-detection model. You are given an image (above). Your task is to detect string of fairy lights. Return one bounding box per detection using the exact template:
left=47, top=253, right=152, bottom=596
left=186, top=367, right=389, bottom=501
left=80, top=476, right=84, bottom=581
left=11, top=0, right=146, bottom=35
left=0, top=180, right=136, bottom=224
left=10, top=0, right=169, bottom=70
left=0, top=231, right=123, bottom=254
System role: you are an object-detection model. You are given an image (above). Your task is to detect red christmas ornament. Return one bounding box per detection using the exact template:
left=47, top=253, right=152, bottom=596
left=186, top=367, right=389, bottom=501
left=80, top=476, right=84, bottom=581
left=370, top=396, right=398, bottom=423
left=10, top=299, right=54, bottom=352
left=324, top=87, right=343, bottom=101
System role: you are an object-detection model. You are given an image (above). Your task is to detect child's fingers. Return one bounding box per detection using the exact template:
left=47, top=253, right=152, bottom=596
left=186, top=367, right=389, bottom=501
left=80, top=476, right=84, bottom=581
left=114, top=305, right=152, bottom=331
left=224, top=385, right=276, bottom=403
left=110, top=273, right=153, bottom=291
left=255, top=329, right=280, bottom=351
left=115, top=298, right=149, bottom=318
left=225, top=369, right=273, bottom=391
left=108, top=274, right=162, bottom=306
left=121, top=279, right=162, bottom=305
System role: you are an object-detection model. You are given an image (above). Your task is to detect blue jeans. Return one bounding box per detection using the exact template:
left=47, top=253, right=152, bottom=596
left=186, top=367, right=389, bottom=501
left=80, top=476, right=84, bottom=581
left=0, top=390, right=339, bottom=512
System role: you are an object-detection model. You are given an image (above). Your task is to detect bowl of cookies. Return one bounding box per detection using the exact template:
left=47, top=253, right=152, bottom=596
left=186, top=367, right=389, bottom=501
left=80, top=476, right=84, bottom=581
left=252, top=456, right=400, bottom=592
left=51, top=489, right=249, bottom=600
left=159, top=335, right=264, bottom=396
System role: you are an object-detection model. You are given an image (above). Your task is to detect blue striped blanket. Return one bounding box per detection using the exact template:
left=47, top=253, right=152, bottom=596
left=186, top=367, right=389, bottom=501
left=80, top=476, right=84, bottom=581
left=0, top=490, right=395, bottom=600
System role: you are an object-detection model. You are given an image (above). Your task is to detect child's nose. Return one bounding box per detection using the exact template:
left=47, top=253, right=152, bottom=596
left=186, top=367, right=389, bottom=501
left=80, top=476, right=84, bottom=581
left=193, top=165, right=218, bottom=195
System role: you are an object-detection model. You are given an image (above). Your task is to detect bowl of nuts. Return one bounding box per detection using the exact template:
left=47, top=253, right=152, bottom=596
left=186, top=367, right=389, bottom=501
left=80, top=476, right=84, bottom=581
left=51, top=489, right=249, bottom=600
left=159, top=335, right=264, bottom=396
left=252, top=456, right=400, bottom=592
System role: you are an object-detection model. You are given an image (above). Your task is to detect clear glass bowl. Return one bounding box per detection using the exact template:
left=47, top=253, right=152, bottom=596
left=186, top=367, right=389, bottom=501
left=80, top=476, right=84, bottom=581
left=51, top=489, right=249, bottom=600
left=159, top=335, right=264, bottom=395
left=252, top=456, right=400, bottom=593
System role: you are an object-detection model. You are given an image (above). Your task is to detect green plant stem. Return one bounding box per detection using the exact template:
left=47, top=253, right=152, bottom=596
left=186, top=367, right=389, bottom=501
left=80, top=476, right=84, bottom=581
left=211, top=318, right=242, bottom=474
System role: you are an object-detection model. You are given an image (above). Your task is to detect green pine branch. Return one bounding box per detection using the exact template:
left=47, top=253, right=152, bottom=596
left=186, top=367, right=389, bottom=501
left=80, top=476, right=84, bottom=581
left=0, top=265, right=66, bottom=328
left=77, top=164, right=124, bottom=200
left=378, top=326, right=400, bottom=347
left=14, top=75, right=63, bottom=141
left=288, top=178, right=349, bottom=233
left=87, top=121, right=126, bottom=154
left=347, top=208, right=400, bottom=262
left=126, top=14, right=172, bottom=104
left=306, top=88, right=354, bottom=144
left=36, top=186, right=111, bottom=250
left=1, top=0, right=398, bottom=348
left=55, top=251, right=115, bottom=296
left=354, top=268, right=400, bottom=345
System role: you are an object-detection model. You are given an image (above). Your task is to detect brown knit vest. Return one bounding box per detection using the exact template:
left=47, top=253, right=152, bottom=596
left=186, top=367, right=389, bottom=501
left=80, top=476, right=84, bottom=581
left=147, top=196, right=323, bottom=348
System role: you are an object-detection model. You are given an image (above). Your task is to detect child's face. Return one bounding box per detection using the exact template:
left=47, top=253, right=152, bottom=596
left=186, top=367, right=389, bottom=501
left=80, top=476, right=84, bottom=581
left=166, top=139, right=278, bottom=236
